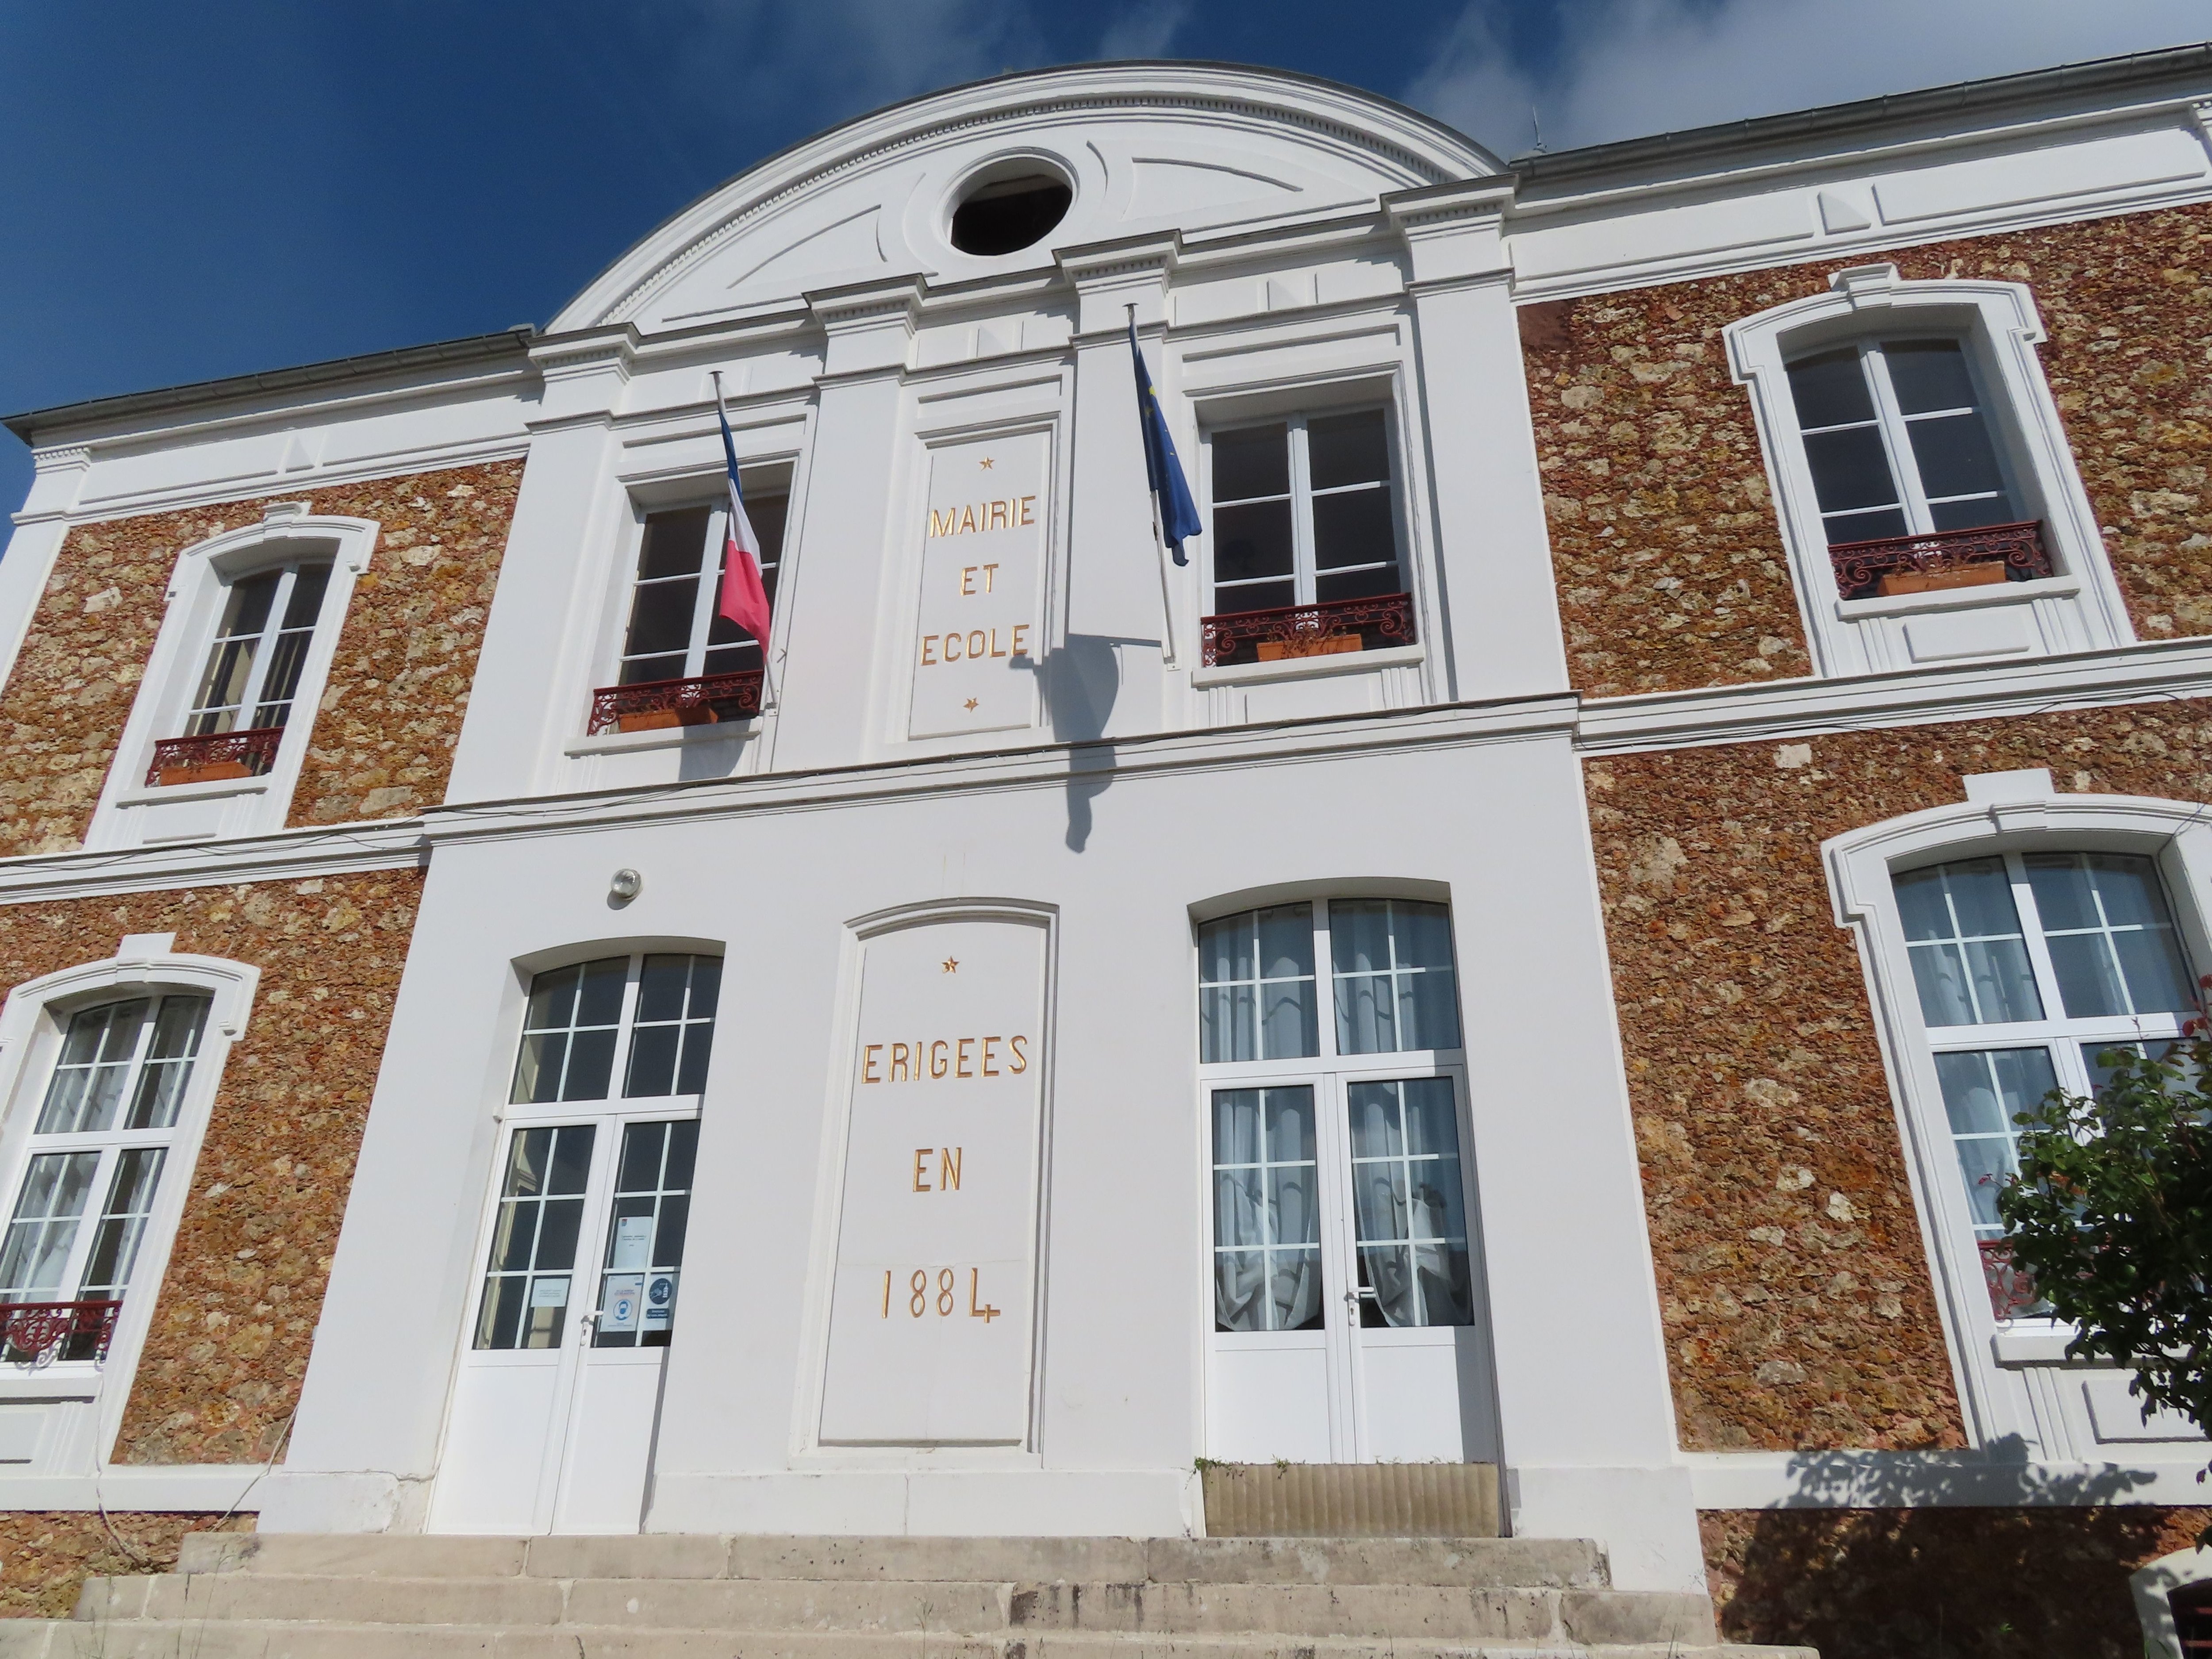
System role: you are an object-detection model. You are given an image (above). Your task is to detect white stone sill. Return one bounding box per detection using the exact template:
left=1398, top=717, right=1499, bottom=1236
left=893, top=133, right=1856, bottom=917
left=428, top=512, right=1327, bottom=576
left=1993, top=1323, right=2096, bottom=1367
left=0, top=1368, right=97, bottom=1402
left=1190, top=642, right=1424, bottom=689
left=1834, top=575, right=2079, bottom=622
left=112, top=774, right=271, bottom=810
left=564, top=718, right=763, bottom=758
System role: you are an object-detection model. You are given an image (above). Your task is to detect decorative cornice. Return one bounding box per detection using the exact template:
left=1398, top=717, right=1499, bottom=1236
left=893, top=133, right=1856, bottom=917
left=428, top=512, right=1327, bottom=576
left=0, top=818, right=426, bottom=905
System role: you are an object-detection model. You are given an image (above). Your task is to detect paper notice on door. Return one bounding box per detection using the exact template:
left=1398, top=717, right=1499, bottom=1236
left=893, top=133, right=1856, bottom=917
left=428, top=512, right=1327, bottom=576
left=529, top=1275, right=571, bottom=1309
left=601, top=1272, right=645, bottom=1334
left=611, top=1215, right=654, bottom=1272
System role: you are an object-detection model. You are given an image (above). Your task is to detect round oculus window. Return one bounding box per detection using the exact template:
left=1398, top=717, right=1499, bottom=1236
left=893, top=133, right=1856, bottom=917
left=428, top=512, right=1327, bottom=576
left=949, top=171, right=1072, bottom=257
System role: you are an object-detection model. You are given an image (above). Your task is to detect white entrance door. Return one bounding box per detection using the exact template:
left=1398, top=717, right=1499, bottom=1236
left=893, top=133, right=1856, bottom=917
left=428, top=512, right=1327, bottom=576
left=1198, top=900, right=1499, bottom=1465
left=430, top=953, right=717, bottom=1535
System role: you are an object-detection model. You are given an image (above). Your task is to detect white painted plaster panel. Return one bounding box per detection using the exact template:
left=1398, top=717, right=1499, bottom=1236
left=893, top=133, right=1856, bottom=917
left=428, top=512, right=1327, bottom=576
left=1873, top=127, right=2208, bottom=225
left=1513, top=190, right=1816, bottom=280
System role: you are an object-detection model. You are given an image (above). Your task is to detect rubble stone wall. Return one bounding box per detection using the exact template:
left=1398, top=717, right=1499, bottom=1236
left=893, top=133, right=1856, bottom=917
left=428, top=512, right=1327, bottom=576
left=0, top=459, right=522, bottom=856
left=0, top=1512, right=250, bottom=1619
left=1524, top=203, right=2212, bottom=696
left=1587, top=698, right=2212, bottom=1448
left=0, top=868, right=421, bottom=1465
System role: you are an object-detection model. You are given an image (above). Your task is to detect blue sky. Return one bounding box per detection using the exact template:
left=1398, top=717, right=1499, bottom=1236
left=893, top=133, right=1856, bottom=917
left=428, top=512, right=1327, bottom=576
left=3, top=1, right=2206, bottom=552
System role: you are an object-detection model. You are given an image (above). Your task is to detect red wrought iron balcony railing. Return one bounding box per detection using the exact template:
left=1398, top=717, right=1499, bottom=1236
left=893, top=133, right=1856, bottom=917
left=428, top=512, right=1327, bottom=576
left=588, top=670, right=765, bottom=736
left=1828, top=520, right=2055, bottom=602
left=146, top=726, right=284, bottom=788
left=1200, top=591, right=1416, bottom=669
left=1978, top=1239, right=2043, bottom=1323
left=0, top=1298, right=121, bottom=1364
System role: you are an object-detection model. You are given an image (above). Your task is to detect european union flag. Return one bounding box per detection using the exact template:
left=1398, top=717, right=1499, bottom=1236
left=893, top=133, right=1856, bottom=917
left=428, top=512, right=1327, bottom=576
left=1129, top=318, right=1202, bottom=565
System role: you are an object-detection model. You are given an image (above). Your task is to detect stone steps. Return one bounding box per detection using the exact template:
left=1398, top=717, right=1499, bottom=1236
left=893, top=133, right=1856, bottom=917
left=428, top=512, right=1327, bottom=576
left=0, top=1534, right=1815, bottom=1659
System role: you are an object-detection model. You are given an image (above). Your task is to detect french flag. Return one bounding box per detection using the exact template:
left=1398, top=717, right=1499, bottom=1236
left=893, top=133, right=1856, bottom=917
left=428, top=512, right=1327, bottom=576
left=712, top=384, right=773, bottom=653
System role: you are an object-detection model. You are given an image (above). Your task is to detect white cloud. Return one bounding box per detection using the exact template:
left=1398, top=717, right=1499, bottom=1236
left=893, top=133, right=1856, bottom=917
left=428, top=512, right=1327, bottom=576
left=1409, top=0, right=2211, bottom=155
left=1095, top=0, right=1192, bottom=61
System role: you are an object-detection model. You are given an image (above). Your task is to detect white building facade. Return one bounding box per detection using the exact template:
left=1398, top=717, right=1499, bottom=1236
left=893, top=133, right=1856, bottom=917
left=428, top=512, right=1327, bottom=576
left=4, top=49, right=2212, bottom=1632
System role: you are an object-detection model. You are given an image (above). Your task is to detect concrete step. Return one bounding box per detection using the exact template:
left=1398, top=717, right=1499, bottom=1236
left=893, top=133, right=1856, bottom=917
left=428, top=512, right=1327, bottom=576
left=0, top=1622, right=1820, bottom=1659
left=80, top=1573, right=1717, bottom=1647
left=175, top=1534, right=1610, bottom=1590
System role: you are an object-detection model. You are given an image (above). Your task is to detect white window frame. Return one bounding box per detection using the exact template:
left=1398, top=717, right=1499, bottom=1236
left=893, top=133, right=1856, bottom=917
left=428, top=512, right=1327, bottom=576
left=88, top=503, right=378, bottom=850
left=614, top=497, right=788, bottom=687
left=0, top=939, right=255, bottom=1468
left=1729, top=264, right=2135, bottom=677
left=1827, top=787, right=2212, bottom=1455
left=1202, top=409, right=1405, bottom=617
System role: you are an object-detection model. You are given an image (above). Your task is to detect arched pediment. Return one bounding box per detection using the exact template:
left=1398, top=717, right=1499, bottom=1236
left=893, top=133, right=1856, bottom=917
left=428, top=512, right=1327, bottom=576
left=555, top=62, right=1498, bottom=334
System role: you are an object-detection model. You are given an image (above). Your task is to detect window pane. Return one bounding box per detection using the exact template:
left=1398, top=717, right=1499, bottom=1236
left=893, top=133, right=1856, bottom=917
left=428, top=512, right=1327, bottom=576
left=622, top=580, right=699, bottom=665
left=1211, top=1087, right=1322, bottom=1333
left=1315, top=564, right=1406, bottom=605
left=1932, top=1047, right=2055, bottom=1236
left=1198, top=908, right=1317, bottom=1063
left=1306, top=410, right=1390, bottom=490
left=1213, top=500, right=1294, bottom=584
left=626, top=954, right=720, bottom=1099
left=128, top=995, right=210, bottom=1129
left=1896, top=860, right=2043, bottom=1027
left=514, top=959, right=627, bottom=1104
left=1331, top=900, right=1460, bottom=1054
left=1346, top=1079, right=1471, bottom=1327
left=1927, top=496, right=2015, bottom=534
left=1212, top=423, right=1290, bottom=502
left=1824, top=506, right=1910, bottom=545
left=637, top=508, right=713, bottom=582
left=620, top=652, right=688, bottom=685
left=1906, top=412, right=2006, bottom=503
left=1803, top=426, right=1901, bottom=515
left=2042, top=934, right=2127, bottom=1020
left=280, top=562, right=333, bottom=630
left=2025, top=853, right=2197, bottom=1017
left=625, top=1026, right=679, bottom=1098
left=0, top=1152, right=100, bottom=1298
left=1883, top=339, right=1976, bottom=416
left=1310, top=488, right=1397, bottom=575
left=1787, top=347, right=1878, bottom=429
left=476, top=1124, right=597, bottom=1351
left=78, top=1147, right=166, bottom=1299
left=38, top=1001, right=151, bottom=1134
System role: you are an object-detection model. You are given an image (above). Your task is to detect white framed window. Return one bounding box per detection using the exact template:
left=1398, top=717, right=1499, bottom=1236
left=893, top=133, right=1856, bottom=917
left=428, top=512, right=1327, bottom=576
left=88, top=504, right=378, bottom=850
left=1206, top=410, right=1402, bottom=620
left=1728, top=265, right=2134, bottom=676
left=1197, top=895, right=1496, bottom=1465
left=615, top=495, right=788, bottom=686
left=0, top=942, right=253, bottom=1470
left=1787, top=337, right=2017, bottom=547
left=1827, top=786, right=2212, bottom=1461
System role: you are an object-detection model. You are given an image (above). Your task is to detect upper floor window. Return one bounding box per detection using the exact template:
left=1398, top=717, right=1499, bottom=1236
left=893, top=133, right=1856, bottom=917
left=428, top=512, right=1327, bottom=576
left=1894, top=851, right=2195, bottom=1291
left=1202, top=411, right=1415, bottom=668
left=1788, top=339, right=2016, bottom=550
left=1727, top=267, right=2133, bottom=675
left=590, top=499, right=788, bottom=734
left=0, top=994, right=211, bottom=1359
left=182, top=561, right=333, bottom=739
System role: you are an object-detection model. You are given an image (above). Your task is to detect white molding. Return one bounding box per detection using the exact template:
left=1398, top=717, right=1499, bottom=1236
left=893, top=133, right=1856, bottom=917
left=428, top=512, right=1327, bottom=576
left=1683, top=1448, right=2212, bottom=1511
left=1725, top=264, right=2132, bottom=678
left=84, top=509, right=382, bottom=852
left=1575, top=635, right=2212, bottom=755
left=0, top=817, right=425, bottom=904
left=0, top=1464, right=273, bottom=1513
left=1190, top=642, right=1425, bottom=689
left=1836, top=574, right=2079, bottom=623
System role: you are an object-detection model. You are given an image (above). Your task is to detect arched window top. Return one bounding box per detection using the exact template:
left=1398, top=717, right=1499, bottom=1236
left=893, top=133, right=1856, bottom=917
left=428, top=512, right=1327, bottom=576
left=510, top=952, right=722, bottom=1106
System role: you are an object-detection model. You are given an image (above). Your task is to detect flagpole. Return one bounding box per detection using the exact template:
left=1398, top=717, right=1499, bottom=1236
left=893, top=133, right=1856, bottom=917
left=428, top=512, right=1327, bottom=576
left=1129, top=305, right=1182, bottom=670
left=710, top=370, right=777, bottom=711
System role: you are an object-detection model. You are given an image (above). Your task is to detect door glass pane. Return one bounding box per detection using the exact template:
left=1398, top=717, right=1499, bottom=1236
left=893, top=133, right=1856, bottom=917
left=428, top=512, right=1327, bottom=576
left=1346, top=1079, right=1473, bottom=1328
left=593, top=1119, right=699, bottom=1348
left=77, top=1148, right=166, bottom=1300
left=126, top=995, right=211, bottom=1130
left=1198, top=906, right=1317, bottom=1062
left=624, top=956, right=722, bottom=1098
left=474, top=1124, right=597, bottom=1350
left=511, top=959, right=629, bottom=1103
left=0, top=1152, right=100, bottom=1300
left=1932, top=1047, right=2055, bottom=1236
left=1893, top=860, right=2043, bottom=1026
left=1211, top=1087, right=1321, bottom=1332
left=2021, top=853, right=2195, bottom=1018
left=36, top=1000, right=151, bottom=1134
left=1329, top=900, right=1460, bottom=1054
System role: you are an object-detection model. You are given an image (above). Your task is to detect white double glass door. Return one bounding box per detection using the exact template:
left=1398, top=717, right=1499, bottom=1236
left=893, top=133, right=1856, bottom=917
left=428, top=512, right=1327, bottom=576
left=430, top=1108, right=696, bottom=1534
left=1207, top=1065, right=1494, bottom=1464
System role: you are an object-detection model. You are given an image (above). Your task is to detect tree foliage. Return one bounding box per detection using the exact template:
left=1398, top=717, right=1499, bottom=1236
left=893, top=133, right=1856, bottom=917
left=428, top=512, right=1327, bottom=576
left=1997, top=1026, right=2212, bottom=1504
